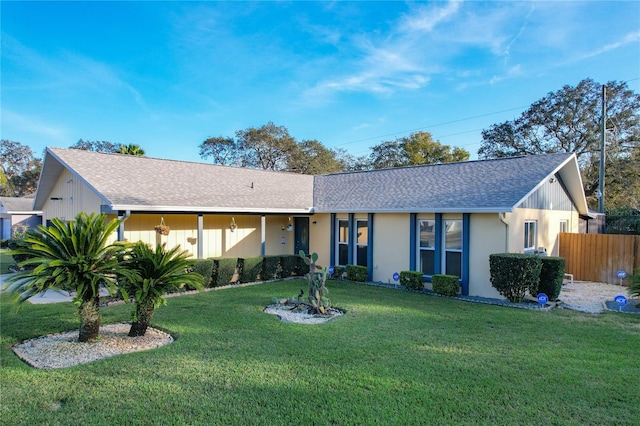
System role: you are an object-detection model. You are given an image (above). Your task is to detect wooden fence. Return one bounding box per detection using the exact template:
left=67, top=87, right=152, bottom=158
left=559, top=233, right=640, bottom=284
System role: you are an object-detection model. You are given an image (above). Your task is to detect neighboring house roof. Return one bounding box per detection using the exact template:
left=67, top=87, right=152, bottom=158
left=313, top=152, right=589, bottom=214
left=34, top=148, right=315, bottom=214
left=0, top=197, right=42, bottom=214
left=34, top=148, right=588, bottom=216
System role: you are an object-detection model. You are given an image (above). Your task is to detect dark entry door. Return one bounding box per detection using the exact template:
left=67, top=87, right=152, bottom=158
left=294, top=217, right=309, bottom=255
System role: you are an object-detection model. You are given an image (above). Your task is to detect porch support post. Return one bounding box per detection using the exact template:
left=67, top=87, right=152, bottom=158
left=367, top=213, right=374, bottom=281
left=197, top=214, right=204, bottom=259
left=347, top=213, right=355, bottom=265
left=462, top=213, right=470, bottom=296
left=434, top=213, right=442, bottom=275
left=261, top=215, right=266, bottom=256
left=409, top=213, right=417, bottom=271
left=330, top=213, right=336, bottom=266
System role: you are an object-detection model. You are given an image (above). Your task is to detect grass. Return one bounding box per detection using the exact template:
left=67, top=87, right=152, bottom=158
left=1, top=279, right=639, bottom=425
left=0, top=249, right=14, bottom=274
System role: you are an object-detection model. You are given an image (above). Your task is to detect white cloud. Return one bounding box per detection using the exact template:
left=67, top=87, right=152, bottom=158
left=401, top=0, right=462, bottom=33
left=1, top=109, right=68, bottom=142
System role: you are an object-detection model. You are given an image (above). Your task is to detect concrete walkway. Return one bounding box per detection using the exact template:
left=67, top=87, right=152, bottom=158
left=1, top=273, right=74, bottom=304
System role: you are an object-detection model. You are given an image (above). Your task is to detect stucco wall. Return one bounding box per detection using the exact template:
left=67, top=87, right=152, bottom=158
left=469, top=213, right=506, bottom=299
left=309, top=214, right=331, bottom=266
left=372, top=213, right=410, bottom=284
left=507, top=208, right=578, bottom=256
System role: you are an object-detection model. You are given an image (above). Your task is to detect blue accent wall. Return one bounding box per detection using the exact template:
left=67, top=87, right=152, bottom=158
left=462, top=213, right=470, bottom=296
left=347, top=213, right=354, bottom=265
left=409, top=213, right=417, bottom=271
left=434, top=214, right=442, bottom=275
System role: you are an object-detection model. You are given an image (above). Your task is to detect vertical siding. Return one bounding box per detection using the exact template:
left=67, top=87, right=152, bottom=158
left=42, top=169, right=104, bottom=223
left=517, top=176, right=575, bottom=211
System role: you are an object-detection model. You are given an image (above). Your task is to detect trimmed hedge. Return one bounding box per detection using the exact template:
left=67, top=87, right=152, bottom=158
left=346, top=264, right=368, bottom=282
left=280, top=255, right=298, bottom=277
left=239, top=256, right=264, bottom=283
left=329, top=265, right=345, bottom=280
left=400, top=271, right=424, bottom=290
left=537, top=257, right=566, bottom=300
left=489, top=253, right=542, bottom=303
left=295, top=255, right=309, bottom=276
left=191, top=259, right=214, bottom=288
left=432, top=274, right=460, bottom=297
left=262, top=256, right=281, bottom=280
left=211, top=258, right=238, bottom=287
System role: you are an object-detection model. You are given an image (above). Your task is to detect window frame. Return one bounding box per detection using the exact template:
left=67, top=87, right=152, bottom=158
left=355, top=219, right=368, bottom=267
left=559, top=220, right=569, bottom=234
left=443, top=219, right=463, bottom=277
left=524, top=220, right=537, bottom=251
left=418, top=219, right=436, bottom=277
left=336, top=219, right=349, bottom=266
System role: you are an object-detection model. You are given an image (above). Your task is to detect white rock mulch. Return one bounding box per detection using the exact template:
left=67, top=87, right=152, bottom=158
left=558, top=281, right=633, bottom=313
left=263, top=305, right=343, bottom=324
left=12, top=322, right=173, bottom=370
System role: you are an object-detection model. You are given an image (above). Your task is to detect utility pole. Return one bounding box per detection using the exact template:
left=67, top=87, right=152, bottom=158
left=598, top=85, right=606, bottom=213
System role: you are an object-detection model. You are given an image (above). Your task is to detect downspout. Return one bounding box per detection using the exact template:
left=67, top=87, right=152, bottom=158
left=499, top=212, right=509, bottom=253
left=117, top=210, right=131, bottom=241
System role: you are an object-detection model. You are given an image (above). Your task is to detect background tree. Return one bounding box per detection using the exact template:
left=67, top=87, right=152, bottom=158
left=69, top=139, right=121, bottom=153
left=478, top=78, right=640, bottom=210
left=0, top=140, right=42, bottom=196
left=4, top=213, right=125, bottom=342
left=368, top=131, right=470, bottom=169
left=235, top=122, right=297, bottom=171
left=286, top=139, right=343, bottom=174
left=199, top=136, right=238, bottom=166
left=118, top=143, right=146, bottom=156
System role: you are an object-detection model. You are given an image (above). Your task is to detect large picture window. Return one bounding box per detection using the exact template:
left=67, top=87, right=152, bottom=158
left=419, top=220, right=435, bottom=276
left=524, top=221, right=537, bottom=251
left=444, top=220, right=462, bottom=277
left=356, top=219, right=368, bottom=267
left=337, top=219, right=349, bottom=265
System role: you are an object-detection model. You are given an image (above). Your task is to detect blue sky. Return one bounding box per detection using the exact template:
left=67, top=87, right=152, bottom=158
left=2, top=1, right=639, bottom=163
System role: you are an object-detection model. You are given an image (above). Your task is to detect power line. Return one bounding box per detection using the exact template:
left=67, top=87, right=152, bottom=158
left=335, top=105, right=529, bottom=147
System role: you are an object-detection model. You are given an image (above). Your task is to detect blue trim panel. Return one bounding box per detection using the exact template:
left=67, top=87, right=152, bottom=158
left=367, top=213, right=374, bottom=281
left=434, top=214, right=442, bottom=275
left=462, top=213, right=470, bottom=296
left=348, top=213, right=354, bottom=265
left=330, top=213, right=336, bottom=266
left=409, top=213, right=417, bottom=271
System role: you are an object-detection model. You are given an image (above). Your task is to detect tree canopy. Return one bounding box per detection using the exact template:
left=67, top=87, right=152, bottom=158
left=0, top=140, right=42, bottom=197
left=368, top=131, right=470, bottom=169
left=478, top=78, right=640, bottom=210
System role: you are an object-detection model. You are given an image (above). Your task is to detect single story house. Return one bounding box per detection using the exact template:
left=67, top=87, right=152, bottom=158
left=0, top=196, right=42, bottom=240
left=33, top=147, right=589, bottom=299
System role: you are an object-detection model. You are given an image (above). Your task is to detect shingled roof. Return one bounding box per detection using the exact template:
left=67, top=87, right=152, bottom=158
left=34, top=148, right=587, bottom=216
left=34, top=148, right=314, bottom=213
left=313, top=152, right=588, bottom=214
left=0, top=196, right=40, bottom=213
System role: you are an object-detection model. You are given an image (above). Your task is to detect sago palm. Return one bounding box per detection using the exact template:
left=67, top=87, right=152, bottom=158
left=119, top=242, right=204, bottom=337
left=3, top=212, right=124, bottom=342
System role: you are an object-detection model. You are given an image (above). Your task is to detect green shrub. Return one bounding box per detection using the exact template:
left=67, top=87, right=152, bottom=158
left=536, top=257, right=565, bottom=300
left=346, top=264, right=368, bottom=282
left=400, top=271, right=424, bottom=290
left=0, top=239, right=8, bottom=249
left=295, top=255, right=308, bottom=276
left=489, top=253, right=542, bottom=303
left=329, top=265, right=345, bottom=280
left=280, top=255, right=298, bottom=277
left=190, top=259, right=214, bottom=288
left=212, top=258, right=238, bottom=287
left=432, top=274, right=460, bottom=296
left=262, top=256, right=281, bottom=280
left=239, top=256, right=263, bottom=283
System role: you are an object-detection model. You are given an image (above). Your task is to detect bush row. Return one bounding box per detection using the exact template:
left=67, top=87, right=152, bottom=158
left=489, top=253, right=565, bottom=303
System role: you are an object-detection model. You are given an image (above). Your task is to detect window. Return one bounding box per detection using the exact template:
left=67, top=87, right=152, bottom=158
left=444, top=220, right=462, bottom=277
left=559, top=220, right=569, bottom=233
left=337, top=220, right=349, bottom=265
left=356, top=219, right=368, bottom=267
left=419, top=220, right=435, bottom=275
left=524, top=221, right=537, bottom=251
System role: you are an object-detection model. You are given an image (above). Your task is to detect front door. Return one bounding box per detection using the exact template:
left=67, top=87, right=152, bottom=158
left=294, top=217, right=309, bottom=255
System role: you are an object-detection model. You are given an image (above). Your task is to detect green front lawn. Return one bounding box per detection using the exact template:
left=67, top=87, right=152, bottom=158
left=1, top=280, right=639, bottom=425
left=0, top=249, right=14, bottom=274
